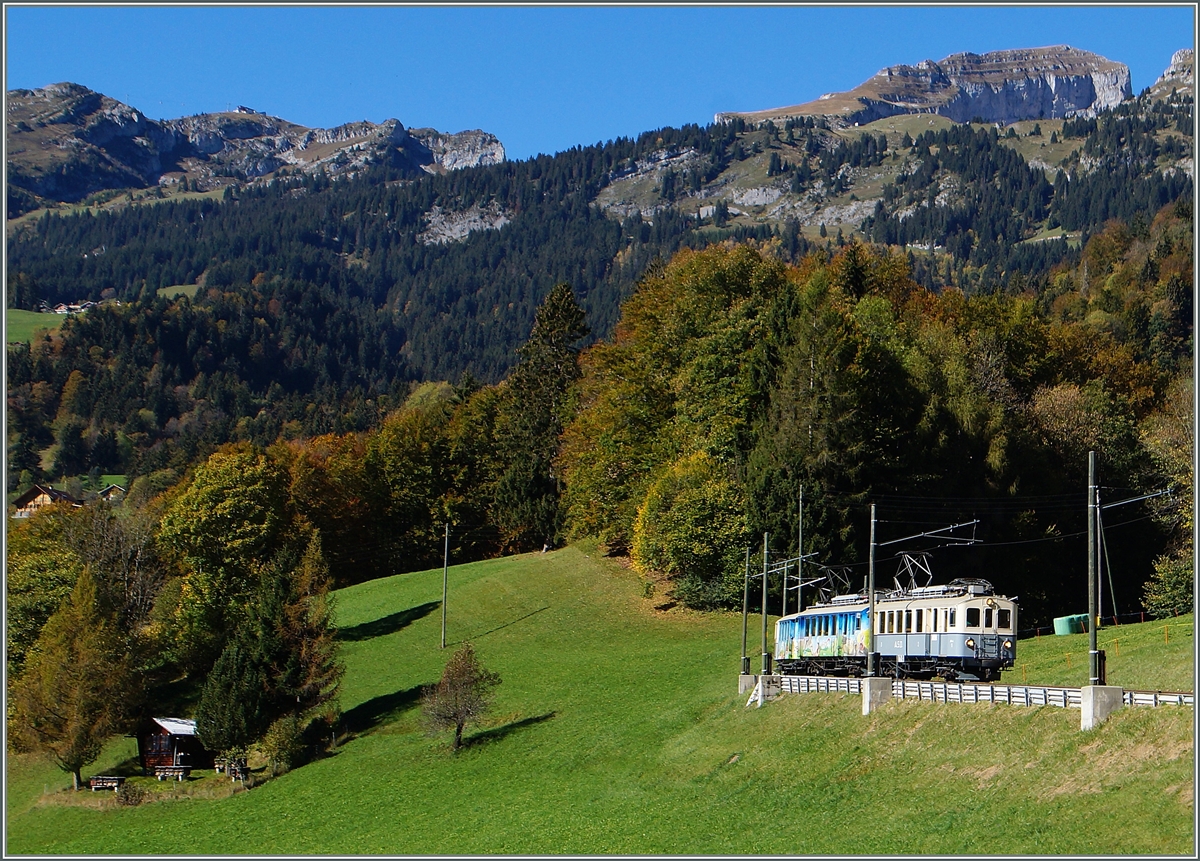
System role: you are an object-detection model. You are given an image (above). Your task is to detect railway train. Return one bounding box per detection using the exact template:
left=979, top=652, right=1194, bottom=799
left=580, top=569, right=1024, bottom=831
left=774, top=578, right=1017, bottom=681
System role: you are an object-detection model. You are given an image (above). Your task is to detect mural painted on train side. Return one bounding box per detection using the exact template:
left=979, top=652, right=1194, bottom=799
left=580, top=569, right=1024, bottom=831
left=776, top=607, right=871, bottom=660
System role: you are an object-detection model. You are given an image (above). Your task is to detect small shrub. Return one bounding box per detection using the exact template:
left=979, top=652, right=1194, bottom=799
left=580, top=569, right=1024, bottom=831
left=260, top=713, right=304, bottom=776
left=115, top=782, right=146, bottom=807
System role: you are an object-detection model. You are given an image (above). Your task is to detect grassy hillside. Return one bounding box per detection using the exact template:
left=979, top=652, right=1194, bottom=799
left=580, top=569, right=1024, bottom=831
left=5, top=544, right=1193, bottom=854
left=5, top=309, right=63, bottom=343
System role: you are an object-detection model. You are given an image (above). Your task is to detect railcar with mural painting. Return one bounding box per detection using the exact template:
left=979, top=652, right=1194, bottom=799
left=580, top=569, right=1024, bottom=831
left=774, top=579, right=1017, bottom=681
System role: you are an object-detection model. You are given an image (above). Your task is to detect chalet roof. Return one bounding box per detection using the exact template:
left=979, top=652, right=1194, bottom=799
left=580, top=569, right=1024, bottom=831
left=151, top=717, right=197, bottom=736
left=11, top=484, right=79, bottom=508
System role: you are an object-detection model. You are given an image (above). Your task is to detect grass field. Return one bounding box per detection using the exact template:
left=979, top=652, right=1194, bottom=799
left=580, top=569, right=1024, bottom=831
left=5, top=544, right=1193, bottom=854
left=5, top=309, right=63, bottom=344
left=156, top=284, right=201, bottom=300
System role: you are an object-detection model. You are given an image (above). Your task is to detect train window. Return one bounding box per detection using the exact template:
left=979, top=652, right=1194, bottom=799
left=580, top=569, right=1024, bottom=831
left=904, top=610, right=912, bottom=632
left=932, top=608, right=938, bottom=632
left=915, top=609, right=923, bottom=633
left=985, top=608, right=993, bottom=628
left=948, top=608, right=956, bottom=628
left=998, top=609, right=1011, bottom=629
left=886, top=611, right=894, bottom=634
left=966, top=607, right=980, bottom=627
left=877, top=612, right=884, bottom=633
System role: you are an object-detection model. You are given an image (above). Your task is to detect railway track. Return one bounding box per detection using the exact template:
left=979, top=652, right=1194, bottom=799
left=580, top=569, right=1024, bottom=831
left=778, top=675, right=1194, bottom=708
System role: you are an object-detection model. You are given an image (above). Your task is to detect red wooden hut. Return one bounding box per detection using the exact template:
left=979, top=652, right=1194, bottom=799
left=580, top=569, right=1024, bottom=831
left=136, top=717, right=215, bottom=774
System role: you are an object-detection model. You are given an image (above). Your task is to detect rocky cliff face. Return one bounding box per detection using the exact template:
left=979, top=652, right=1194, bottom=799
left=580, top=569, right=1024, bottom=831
left=6, top=83, right=505, bottom=215
left=1150, top=48, right=1194, bottom=97
left=719, top=45, right=1132, bottom=128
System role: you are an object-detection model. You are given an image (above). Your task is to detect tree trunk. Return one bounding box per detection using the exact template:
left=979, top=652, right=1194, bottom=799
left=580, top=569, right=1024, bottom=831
left=453, top=722, right=463, bottom=751
left=73, top=769, right=82, bottom=791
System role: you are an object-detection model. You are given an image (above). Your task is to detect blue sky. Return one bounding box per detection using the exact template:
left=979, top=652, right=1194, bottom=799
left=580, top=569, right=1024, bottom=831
left=5, top=5, right=1195, bottom=161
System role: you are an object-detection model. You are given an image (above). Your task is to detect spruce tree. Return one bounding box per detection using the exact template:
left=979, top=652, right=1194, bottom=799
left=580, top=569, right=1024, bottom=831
left=492, top=283, right=589, bottom=550
left=194, top=640, right=272, bottom=757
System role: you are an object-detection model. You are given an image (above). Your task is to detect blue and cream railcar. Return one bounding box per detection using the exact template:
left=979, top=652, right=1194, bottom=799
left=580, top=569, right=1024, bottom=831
left=775, top=579, right=1017, bottom=681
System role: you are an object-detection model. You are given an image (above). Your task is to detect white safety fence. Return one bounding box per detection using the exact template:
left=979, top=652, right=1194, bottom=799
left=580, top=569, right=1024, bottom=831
left=777, top=675, right=1193, bottom=709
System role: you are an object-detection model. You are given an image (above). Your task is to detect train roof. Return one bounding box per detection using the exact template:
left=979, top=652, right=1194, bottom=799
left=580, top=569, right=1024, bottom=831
left=780, top=579, right=1012, bottom=621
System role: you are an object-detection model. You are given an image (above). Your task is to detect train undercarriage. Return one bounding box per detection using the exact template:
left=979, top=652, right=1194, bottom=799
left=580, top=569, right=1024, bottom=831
left=775, top=656, right=1004, bottom=682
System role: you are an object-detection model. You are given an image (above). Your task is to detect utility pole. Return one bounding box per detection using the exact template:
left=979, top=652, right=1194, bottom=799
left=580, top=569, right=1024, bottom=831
left=867, top=503, right=877, bottom=677
left=797, top=486, right=804, bottom=613
left=761, top=532, right=770, bottom=675
left=740, top=546, right=751, bottom=674
left=1087, top=451, right=1100, bottom=685
left=441, top=522, right=450, bottom=649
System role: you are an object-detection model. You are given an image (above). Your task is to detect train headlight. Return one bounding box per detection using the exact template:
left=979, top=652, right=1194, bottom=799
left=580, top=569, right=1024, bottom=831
left=1003, top=640, right=1013, bottom=650
left=965, top=638, right=976, bottom=649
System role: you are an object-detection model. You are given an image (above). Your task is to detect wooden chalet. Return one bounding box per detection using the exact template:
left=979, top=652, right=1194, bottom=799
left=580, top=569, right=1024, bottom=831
left=98, top=483, right=126, bottom=503
left=10, top=484, right=80, bottom=519
left=136, top=717, right=215, bottom=774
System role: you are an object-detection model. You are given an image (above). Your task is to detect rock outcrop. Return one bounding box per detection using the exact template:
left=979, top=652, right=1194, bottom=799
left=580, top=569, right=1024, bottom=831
left=1150, top=48, right=1194, bottom=97
left=6, top=83, right=505, bottom=215
left=718, top=46, right=1132, bottom=128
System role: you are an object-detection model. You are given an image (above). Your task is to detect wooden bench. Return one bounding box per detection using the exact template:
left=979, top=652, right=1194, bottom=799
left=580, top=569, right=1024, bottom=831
left=88, top=775, right=125, bottom=792
left=154, top=766, right=191, bottom=781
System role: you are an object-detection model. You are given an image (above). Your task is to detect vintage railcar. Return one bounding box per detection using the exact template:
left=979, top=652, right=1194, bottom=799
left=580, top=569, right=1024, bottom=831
left=774, top=578, right=1017, bottom=681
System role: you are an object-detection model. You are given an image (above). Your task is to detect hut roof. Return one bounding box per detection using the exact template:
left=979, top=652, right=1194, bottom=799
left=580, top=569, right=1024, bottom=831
left=151, top=717, right=198, bottom=736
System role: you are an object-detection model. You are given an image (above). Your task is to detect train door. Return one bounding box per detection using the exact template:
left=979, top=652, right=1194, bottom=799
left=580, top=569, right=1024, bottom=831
left=907, top=606, right=930, bottom=660
left=981, top=602, right=1000, bottom=659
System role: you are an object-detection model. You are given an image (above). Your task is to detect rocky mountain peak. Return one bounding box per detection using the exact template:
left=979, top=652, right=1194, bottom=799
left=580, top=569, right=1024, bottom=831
left=718, top=45, right=1133, bottom=128
left=6, top=83, right=505, bottom=217
left=1156, top=48, right=1194, bottom=89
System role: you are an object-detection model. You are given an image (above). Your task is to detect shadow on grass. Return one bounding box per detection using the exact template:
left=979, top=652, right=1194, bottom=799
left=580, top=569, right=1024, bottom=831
left=337, top=601, right=441, bottom=642
left=452, top=606, right=550, bottom=645
left=104, top=755, right=147, bottom=778
left=341, top=684, right=428, bottom=735
left=464, top=712, right=557, bottom=749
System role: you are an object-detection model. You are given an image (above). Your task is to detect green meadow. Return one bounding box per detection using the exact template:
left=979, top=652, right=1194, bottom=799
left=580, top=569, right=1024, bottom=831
left=5, top=544, right=1193, bottom=855
left=5, top=309, right=63, bottom=344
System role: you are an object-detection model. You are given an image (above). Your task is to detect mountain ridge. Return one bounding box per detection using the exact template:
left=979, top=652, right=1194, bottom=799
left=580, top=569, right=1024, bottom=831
left=717, top=45, right=1133, bottom=128
left=6, top=82, right=504, bottom=216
